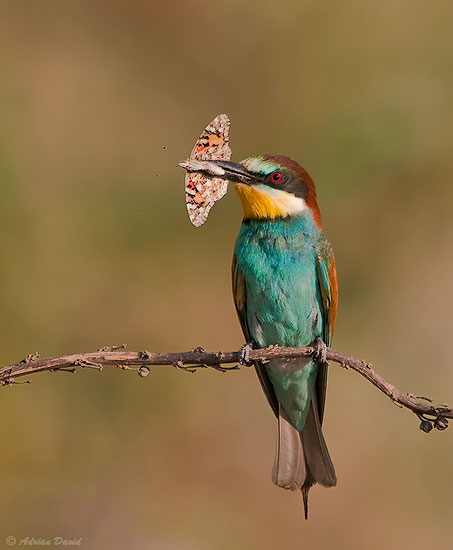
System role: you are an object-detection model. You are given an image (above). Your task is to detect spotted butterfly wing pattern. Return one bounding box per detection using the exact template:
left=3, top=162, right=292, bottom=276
left=184, top=114, right=231, bottom=227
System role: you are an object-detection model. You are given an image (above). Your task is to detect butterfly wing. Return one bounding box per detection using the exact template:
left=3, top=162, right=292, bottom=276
left=185, top=114, right=231, bottom=227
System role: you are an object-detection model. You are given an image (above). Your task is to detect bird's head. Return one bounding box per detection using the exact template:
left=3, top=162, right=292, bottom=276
left=189, top=155, right=322, bottom=228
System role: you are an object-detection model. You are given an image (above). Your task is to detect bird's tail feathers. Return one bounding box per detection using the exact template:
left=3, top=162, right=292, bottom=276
left=271, top=405, right=305, bottom=490
left=272, top=395, right=336, bottom=519
left=301, top=392, right=336, bottom=488
left=300, top=391, right=336, bottom=518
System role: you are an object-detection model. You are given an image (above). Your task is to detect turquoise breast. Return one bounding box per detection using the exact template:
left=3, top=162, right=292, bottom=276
left=234, top=215, right=325, bottom=429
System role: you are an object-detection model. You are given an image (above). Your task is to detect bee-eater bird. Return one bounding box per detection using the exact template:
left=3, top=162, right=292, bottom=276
left=195, top=155, right=337, bottom=517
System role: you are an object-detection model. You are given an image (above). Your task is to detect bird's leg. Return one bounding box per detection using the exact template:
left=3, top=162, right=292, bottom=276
left=239, top=341, right=255, bottom=366
left=312, top=337, right=328, bottom=365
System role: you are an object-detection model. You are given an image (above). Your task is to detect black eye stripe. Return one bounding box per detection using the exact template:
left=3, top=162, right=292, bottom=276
left=265, top=171, right=309, bottom=200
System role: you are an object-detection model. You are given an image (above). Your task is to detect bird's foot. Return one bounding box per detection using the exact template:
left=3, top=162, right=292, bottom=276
left=239, top=341, right=254, bottom=366
left=312, top=337, right=328, bottom=365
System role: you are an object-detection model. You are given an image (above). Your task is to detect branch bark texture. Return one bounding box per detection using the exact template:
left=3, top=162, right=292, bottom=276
left=0, top=344, right=450, bottom=433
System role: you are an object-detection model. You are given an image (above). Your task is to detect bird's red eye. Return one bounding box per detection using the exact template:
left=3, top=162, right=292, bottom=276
left=271, top=171, right=283, bottom=183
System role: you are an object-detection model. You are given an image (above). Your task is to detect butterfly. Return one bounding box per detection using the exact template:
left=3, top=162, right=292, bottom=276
left=182, top=114, right=231, bottom=227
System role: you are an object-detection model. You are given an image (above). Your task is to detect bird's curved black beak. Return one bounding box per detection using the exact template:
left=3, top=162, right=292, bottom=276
left=179, top=160, right=253, bottom=185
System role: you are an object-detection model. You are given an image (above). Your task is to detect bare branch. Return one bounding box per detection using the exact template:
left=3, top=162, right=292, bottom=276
left=0, top=344, right=450, bottom=432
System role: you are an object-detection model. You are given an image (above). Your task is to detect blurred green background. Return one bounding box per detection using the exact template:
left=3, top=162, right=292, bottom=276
left=1, top=1, right=452, bottom=548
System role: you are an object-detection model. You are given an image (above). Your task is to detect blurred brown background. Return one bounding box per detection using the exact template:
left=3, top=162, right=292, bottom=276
left=0, top=1, right=452, bottom=548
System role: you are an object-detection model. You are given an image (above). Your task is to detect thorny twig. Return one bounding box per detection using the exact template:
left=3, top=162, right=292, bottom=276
left=0, top=344, right=450, bottom=432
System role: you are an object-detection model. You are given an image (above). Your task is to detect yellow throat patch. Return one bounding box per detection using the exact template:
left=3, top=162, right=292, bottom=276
left=235, top=183, right=306, bottom=219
